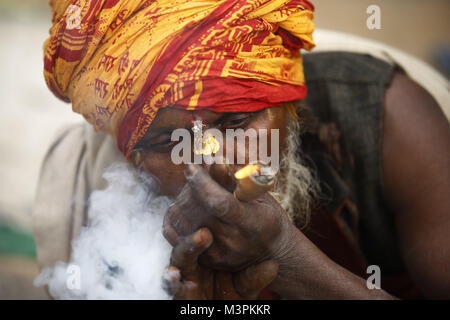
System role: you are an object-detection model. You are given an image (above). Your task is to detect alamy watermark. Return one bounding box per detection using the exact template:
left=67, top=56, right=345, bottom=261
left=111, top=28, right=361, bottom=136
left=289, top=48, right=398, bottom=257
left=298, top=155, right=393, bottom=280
left=366, top=265, right=381, bottom=290
left=367, top=5, right=381, bottom=30
left=66, top=264, right=81, bottom=290
left=170, top=120, right=280, bottom=172
left=65, top=5, right=82, bottom=30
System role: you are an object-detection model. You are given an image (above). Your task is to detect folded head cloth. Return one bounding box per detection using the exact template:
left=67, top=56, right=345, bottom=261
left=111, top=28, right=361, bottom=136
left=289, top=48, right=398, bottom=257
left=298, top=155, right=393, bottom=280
left=44, top=0, right=315, bottom=159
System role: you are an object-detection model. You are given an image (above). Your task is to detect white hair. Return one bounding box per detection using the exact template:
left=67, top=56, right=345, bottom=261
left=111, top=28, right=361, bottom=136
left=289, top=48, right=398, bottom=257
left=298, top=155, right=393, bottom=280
left=270, top=109, right=320, bottom=228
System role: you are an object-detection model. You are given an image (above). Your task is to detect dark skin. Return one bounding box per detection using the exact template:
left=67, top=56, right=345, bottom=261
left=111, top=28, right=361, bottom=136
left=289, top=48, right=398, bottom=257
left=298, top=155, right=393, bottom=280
left=162, top=228, right=279, bottom=299
left=139, top=71, right=450, bottom=299
left=383, top=72, right=450, bottom=298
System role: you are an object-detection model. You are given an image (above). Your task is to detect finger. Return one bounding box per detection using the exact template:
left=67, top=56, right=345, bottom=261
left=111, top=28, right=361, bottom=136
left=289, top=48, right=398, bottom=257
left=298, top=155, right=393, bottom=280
left=184, top=163, right=240, bottom=221
left=166, top=203, right=196, bottom=238
left=162, top=266, right=200, bottom=299
left=209, top=162, right=236, bottom=192
left=173, top=183, right=229, bottom=236
left=233, top=260, right=279, bottom=299
left=171, top=228, right=213, bottom=279
left=162, top=266, right=182, bottom=296
left=173, top=281, right=200, bottom=300
left=174, top=183, right=198, bottom=212
left=215, top=272, right=241, bottom=300
left=163, top=208, right=181, bottom=246
left=173, top=184, right=209, bottom=225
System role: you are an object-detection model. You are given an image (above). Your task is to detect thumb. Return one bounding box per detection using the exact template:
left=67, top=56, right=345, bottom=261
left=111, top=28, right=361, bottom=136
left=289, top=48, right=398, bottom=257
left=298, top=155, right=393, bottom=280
left=233, top=260, right=279, bottom=299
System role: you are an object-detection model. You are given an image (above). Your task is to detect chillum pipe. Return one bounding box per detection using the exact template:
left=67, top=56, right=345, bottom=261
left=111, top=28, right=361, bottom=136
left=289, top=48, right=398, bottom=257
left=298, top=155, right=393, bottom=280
left=233, top=163, right=275, bottom=202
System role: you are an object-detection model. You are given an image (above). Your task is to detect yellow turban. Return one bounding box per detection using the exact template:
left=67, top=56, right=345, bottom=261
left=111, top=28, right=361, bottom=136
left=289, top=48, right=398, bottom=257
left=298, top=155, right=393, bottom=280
left=44, top=0, right=315, bottom=158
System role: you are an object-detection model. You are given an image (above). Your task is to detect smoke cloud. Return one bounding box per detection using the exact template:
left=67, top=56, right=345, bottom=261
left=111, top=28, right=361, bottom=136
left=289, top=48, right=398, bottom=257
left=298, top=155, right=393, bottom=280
left=34, top=163, right=173, bottom=299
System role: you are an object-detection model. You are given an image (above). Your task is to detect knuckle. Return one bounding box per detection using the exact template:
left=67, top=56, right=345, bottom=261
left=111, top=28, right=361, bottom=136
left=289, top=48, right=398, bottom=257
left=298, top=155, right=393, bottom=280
left=162, top=228, right=167, bottom=240
left=220, top=234, right=242, bottom=255
left=162, top=223, right=179, bottom=246
left=168, top=208, right=182, bottom=227
left=167, top=204, right=179, bottom=219
left=163, top=209, right=171, bottom=226
left=210, top=194, right=234, bottom=216
left=162, top=222, right=171, bottom=238
left=165, top=207, right=179, bottom=227
left=199, top=247, right=232, bottom=271
left=190, top=167, right=207, bottom=185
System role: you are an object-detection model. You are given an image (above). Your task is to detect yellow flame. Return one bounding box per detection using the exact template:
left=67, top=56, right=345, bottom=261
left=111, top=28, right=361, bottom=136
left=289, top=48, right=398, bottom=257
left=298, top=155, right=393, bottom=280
left=234, top=164, right=260, bottom=180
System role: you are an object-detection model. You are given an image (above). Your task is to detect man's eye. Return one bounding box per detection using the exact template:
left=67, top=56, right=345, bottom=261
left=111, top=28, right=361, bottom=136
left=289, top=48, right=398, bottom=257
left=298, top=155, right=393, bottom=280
left=145, top=134, right=176, bottom=151
left=149, top=139, right=172, bottom=146
left=222, top=115, right=251, bottom=128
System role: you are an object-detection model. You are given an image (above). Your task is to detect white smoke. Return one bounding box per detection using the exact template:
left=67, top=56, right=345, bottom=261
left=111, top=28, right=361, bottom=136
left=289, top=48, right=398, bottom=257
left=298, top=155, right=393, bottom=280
left=34, top=163, right=173, bottom=299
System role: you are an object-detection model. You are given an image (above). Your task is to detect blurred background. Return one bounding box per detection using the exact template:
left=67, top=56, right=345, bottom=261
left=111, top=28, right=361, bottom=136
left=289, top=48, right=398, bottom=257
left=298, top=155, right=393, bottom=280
left=0, top=0, right=449, bottom=299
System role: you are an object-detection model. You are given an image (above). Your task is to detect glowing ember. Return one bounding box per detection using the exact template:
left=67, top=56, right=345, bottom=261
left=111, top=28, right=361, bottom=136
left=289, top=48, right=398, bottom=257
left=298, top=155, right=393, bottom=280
left=234, top=164, right=260, bottom=180
left=233, top=163, right=275, bottom=202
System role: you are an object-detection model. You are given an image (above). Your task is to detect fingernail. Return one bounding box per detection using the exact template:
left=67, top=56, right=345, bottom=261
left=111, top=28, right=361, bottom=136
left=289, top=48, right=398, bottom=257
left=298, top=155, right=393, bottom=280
left=194, top=228, right=212, bottom=247
left=193, top=229, right=205, bottom=245
left=184, top=163, right=200, bottom=179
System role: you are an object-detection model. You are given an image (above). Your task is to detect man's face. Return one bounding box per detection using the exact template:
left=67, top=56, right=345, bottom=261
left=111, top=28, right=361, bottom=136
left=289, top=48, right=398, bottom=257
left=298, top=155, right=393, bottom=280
left=137, top=106, right=288, bottom=197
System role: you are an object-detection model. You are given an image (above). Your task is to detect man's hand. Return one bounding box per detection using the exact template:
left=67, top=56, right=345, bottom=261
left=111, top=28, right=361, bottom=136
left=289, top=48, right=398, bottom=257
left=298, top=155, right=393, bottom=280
left=163, top=228, right=279, bottom=299
left=162, top=163, right=296, bottom=272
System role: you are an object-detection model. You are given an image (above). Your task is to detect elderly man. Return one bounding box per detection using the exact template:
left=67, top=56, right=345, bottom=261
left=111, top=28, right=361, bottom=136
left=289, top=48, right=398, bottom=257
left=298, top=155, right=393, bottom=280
left=35, top=0, right=450, bottom=299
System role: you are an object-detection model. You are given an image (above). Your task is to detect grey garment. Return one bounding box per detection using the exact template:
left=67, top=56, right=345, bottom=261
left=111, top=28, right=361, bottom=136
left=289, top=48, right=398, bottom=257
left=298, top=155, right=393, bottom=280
left=300, top=52, right=404, bottom=273
left=32, top=123, right=125, bottom=269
